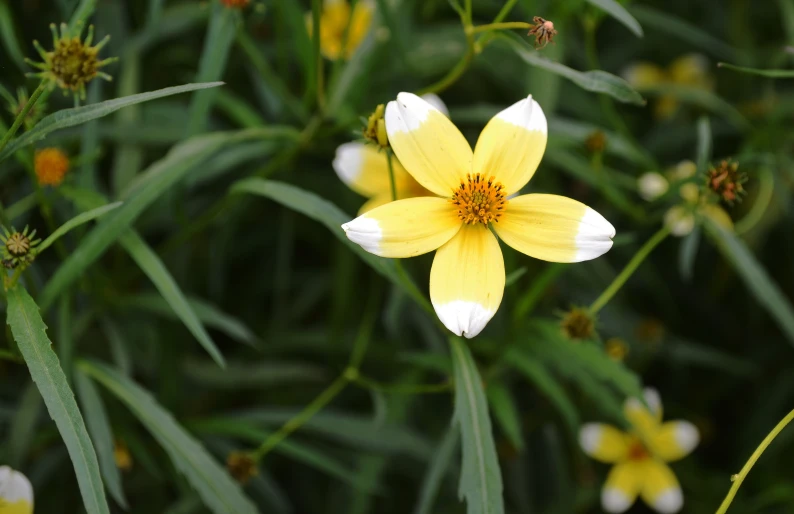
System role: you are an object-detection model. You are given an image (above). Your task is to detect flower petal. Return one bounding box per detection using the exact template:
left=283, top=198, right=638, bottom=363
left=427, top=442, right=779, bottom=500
left=0, top=466, right=33, bottom=513
left=333, top=142, right=413, bottom=198
left=342, top=197, right=461, bottom=257
left=625, top=387, right=663, bottom=436
left=386, top=92, right=473, bottom=197
left=430, top=224, right=504, bottom=338
left=579, top=423, right=630, bottom=463
left=420, top=93, right=449, bottom=117
left=472, top=95, right=547, bottom=194
left=640, top=460, right=683, bottom=514
left=649, top=421, right=699, bottom=462
left=493, top=194, right=615, bottom=262
left=602, top=461, right=644, bottom=513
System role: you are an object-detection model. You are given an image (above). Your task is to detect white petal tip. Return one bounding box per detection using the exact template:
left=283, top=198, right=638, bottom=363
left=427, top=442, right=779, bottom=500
left=496, top=95, right=547, bottom=134
left=579, top=424, right=603, bottom=453
left=0, top=466, right=33, bottom=504
left=341, top=216, right=382, bottom=255
left=333, top=142, right=365, bottom=187
left=574, top=208, right=616, bottom=261
left=643, top=387, right=662, bottom=413
left=434, top=300, right=495, bottom=338
left=652, top=488, right=684, bottom=513
left=420, top=93, right=448, bottom=117
left=386, top=92, right=438, bottom=133
left=602, top=489, right=633, bottom=513
left=674, top=422, right=700, bottom=453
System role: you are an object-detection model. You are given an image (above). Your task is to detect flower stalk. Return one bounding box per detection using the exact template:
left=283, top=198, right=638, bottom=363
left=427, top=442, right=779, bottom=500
left=0, top=81, right=46, bottom=157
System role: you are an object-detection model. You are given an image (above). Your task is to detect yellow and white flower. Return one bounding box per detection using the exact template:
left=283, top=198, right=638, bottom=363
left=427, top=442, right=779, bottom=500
left=341, top=93, right=615, bottom=337
left=0, top=466, right=33, bottom=514
left=624, top=54, right=712, bottom=119
left=308, top=0, right=374, bottom=61
left=333, top=94, right=448, bottom=214
left=579, top=388, right=699, bottom=514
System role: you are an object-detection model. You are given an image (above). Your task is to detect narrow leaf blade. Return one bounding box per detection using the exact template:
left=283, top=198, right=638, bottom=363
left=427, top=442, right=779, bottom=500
left=37, top=202, right=123, bottom=253
left=584, top=0, right=643, bottom=37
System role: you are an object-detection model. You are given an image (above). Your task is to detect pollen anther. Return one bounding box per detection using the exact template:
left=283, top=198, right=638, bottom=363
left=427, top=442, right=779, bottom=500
left=450, top=173, right=508, bottom=225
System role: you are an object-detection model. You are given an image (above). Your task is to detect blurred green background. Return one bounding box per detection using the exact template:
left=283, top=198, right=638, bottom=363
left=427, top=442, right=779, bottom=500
left=1, top=0, right=794, bottom=513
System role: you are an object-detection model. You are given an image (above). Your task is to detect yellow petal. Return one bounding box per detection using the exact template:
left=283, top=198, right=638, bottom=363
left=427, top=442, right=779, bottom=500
left=649, top=421, right=699, bottom=462
left=333, top=142, right=413, bottom=198
left=623, top=62, right=666, bottom=87
left=0, top=466, right=33, bottom=514
left=472, top=95, right=548, bottom=194
left=344, top=0, right=374, bottom=59
left=493, top=194, right=615, bottom=262
left=601, top=461, right=644, bottom=513
left=625, top=388, right=663, bottom=437
left=420, top=93, right=449, bottom=117
left=640, top=460, right=683, bottom=513
left=669, top=54, right=710, bottom=89
left=342, top=197, right=461, bottom=257
left=430, top=224, right=504, bottom=338
left=579, top=423, right=630, bottom=463
left=701, top=204, right=733, bottom=230
left=357, top=193, right=393, bottom=215
left=385, top=93, right=473, bottom=197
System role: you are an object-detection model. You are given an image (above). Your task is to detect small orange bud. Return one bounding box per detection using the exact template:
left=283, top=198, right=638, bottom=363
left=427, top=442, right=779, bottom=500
left=34, top=148, right=69, bottom=186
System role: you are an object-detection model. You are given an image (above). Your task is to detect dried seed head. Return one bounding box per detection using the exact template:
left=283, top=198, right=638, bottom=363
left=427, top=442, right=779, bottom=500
left=585, top=130, right=607, bottom=154
left=528, top=16, right=557, bottom=49
left=35, top=148, right=70, bottom=186
left=226, top=452, right=259, bottom=484
left=362, top=104, right=389, bottom=149
left=706, top=159, right=746, bottom=205
left=0, top=226, right=40, bottom=269
left=560, top=307, right=595, bottom=341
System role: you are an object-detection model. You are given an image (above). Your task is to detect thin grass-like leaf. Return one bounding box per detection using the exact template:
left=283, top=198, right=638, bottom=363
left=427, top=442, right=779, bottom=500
left=6, top=287, right=110, bottom=514
left=37, top=203, right=122, bottom=254
left=485, top=382, right=524, bottom=451
left=584, top=0, right=643, bottom=37
left=717, top=62, right=794, bottom=78
left=414, top=427, right=459, bottom=514
left=0, top=0, right=26, bottom=69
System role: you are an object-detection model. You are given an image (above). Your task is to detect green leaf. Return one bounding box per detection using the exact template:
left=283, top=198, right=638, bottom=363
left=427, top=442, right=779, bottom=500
left=449, top=337, right=504, bottom=514
left=584, top=0, right=643, bottom=37
left=120, top=293, right=259, bottom=347
left=486, top=382, right=524, bottom=451
left=0, top=82, right=224, bottom=161
left=717, top=62, right=794, bottom=78
left=413, top=427, right=459, bottom=514
left=37, top=202, right=123, bottom=254
left=119, top=232, right=226, bottom=367
left=75, top=370, right=129, bottom=509
left=6, top=287, right=110, bottom=514
left=695, top=116, right=712, bottom=174
left=68, top=0, right=97, bottom=31
left=704, top=219, right=794, bottom=347
left=40, top=129, right=295, bottom=311
left=184, top=359, right=326, bottom=389
left=0, top=0, right=26, bottom=69
left=186, top=4, right=237, bottom=135
left=79, top=360, right=257, bottom=514
left=127, top=3, right=208, bottom=53
left=499, top=33, right=645, bottom=105
left=678, top=226, right=701, bottom=282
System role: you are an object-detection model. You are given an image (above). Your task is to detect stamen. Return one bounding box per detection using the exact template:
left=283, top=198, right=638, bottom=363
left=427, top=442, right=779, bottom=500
left=449, top=173, right=508, bottom=225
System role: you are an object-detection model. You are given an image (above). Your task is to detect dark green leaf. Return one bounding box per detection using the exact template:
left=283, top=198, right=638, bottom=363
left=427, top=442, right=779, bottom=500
left=584, top=0, right=643, bottom=37
left=717, top=62, right=794, bottom=78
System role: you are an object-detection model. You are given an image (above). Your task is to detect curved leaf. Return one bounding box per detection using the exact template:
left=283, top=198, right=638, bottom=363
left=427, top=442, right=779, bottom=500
left=585, top=0, right=643, bottom=37
left=718, top=62, right=794, bottom=78
left=37, top=203, right=122, bottom=254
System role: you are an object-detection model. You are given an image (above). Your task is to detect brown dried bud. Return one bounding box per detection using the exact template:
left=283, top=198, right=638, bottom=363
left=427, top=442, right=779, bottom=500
left=706, top=159, right=746, bottom=205
left=528, top=16, right=557, bottom=49
left=560, top=307, right=595, bottom=341
left=227, top=452, right=258, bottom=484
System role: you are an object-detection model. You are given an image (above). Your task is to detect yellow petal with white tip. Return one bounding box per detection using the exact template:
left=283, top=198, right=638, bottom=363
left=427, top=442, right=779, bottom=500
left=333, top=142, right=413, bottom=198
left=579, top=423, right=630, bottom=463
left=493, top=194, right=615, bottom=263
left=342, top=197, right=461, bottom=258
left=625, top=387, right=663, bottom=436
left=640, top=460, right=683, bottom=514
left=472, top=95, right=548, bottom=194
left=649, top=421, right=699, bottom=462
left=386, top=92, right=473, bottom=197
left=0, top=466, right=33, bottom=514
left=601, top=461, right=643, bottom=513
left=430, top=224, right=504, bottom=338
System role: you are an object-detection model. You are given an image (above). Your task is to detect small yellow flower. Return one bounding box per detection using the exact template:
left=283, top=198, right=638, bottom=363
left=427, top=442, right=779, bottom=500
left=113, top=440, right=133, bottom=471
left=624, top=54, right=712, bottom=119
left=0, top=465, right=34, bottom=514
left=26, top=22, right=117, bottom=99
left=34, top=148, right=70, bottom=186
left=605, top=337, right=629, bottom=362
left=308, top=0, right=374, bottom=61
left=342, top=93, right=615, bottom=337
left=334, top=94, right=448, bottom=214
left=580, top=389, right=699, bottom=513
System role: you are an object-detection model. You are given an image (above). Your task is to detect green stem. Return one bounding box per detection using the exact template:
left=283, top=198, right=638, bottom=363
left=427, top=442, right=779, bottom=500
left=353, top=375, right=451, bottom=394
left=589, top=225, right=671, bottom=314
left=715, top=408, right=794, bottom=514
left=492, top=0, right=518, bottom=24
left=386, top=150, right=398, bottom=201
left=470, top=21, right=532, bottom=34
left=249, top=373, right=350, bottom=462
left=311, top=0, right=325, bottom=113
left=0, top=81, right=46, bottom=157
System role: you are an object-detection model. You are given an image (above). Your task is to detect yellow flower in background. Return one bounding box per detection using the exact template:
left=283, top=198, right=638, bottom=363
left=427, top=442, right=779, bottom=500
left=0, top=466, right=34, bottom=514
left=580, top=389, right=699, bottom=513
left=342, top=93, right=615, bottom=338
left=334, top=94, right=447, bottom=214
left=34, top=147, right=69, bottom=186
left=624, top=54, right=712, bottom=119
left=308, top=0, right=374, bottom=61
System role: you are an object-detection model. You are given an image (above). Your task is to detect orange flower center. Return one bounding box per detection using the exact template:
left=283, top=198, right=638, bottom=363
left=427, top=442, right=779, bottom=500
left=628, top=440, right=650, bottom=461
left=34, top=148, right=69, bottom=186
left=451, top=173, right=507, bottom=225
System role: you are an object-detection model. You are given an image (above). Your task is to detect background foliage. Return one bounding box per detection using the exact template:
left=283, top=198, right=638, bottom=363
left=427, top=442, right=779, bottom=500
left=1, top=0, right=794, bottom=513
